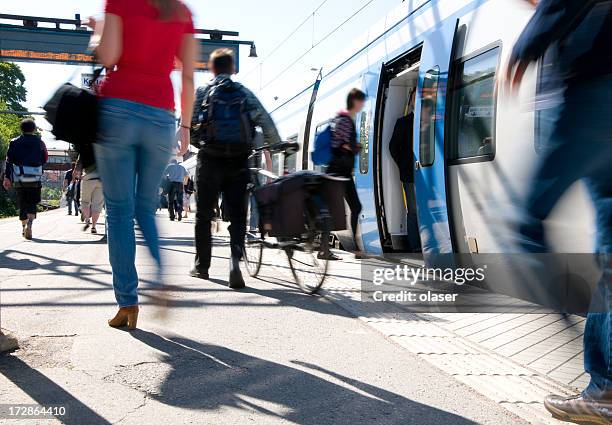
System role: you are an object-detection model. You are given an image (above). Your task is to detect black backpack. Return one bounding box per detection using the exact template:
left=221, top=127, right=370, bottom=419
left=193, top=79, right=253, bottom=158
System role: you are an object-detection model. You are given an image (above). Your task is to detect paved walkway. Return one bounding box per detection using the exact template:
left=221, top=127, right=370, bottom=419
left=0, top=209, right=585, bottom=424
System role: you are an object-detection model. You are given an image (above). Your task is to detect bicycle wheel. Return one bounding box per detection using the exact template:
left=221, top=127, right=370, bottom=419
left=287, top=213, right=331, bottom=295
left=244, top=191, right=263, bottom=277
left=244, top=231, right=263, bottom=277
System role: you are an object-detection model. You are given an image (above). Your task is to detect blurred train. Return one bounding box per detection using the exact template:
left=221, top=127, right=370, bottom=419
left=267, top=0, right=598, bottom=261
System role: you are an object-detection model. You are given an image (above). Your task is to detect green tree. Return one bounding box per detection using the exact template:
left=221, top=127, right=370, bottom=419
left=0, top=62, right=27, bottom=111
left=0, top=62, right=27, bottom=218
left=0, top=62, right=27, bottom=163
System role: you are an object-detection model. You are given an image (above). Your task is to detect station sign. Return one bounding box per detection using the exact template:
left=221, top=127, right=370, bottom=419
left=0, top=24, right=240, bottom=71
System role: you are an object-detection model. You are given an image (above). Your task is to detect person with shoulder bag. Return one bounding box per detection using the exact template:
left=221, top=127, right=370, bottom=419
left=3, top=119, right=48, bottom=240
left=88, top=0, right=197, bottom=330
left=189, top=48, right=281, bottom=288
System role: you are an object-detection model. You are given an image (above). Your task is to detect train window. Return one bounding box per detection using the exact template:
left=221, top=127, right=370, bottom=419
left=286, top=134, right=298, bottom=173
left=359, top=111, right=370, bottom=174
left=419, top=67, right=440, bottom=167
left=448, top=46, right=500, bottom=163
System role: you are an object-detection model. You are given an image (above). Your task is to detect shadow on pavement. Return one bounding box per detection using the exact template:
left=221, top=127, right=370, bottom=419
left=128, top=330, right=478, bottom=425
left=0, top=355, right=110, bottom=425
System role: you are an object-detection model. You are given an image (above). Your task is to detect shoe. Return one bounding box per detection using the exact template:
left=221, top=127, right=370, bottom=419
left=24, top=220, right=33, bottom=240
left=170, top=218, right=175, bottom=222
left=229, top=256, right=246, bottom=289
left=178, top=215, right=182, bottom=222
left=108, top=306, right=139, bottom=330
left=189, top=268, right=210, bottom=280
left=91, top=227, right=98, bottom=234
left=544, top=393, right=612, bottom=425
left=83, top=221, right=91, bottom=232
left=318, top=251, right=342, bottom=261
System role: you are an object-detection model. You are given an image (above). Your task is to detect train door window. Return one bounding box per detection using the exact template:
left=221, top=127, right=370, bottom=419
left=358, top=111, right=370, bottom=174
left=448, top=46, right=500, bottom=163
left=419, top=67, right=440, bottom=167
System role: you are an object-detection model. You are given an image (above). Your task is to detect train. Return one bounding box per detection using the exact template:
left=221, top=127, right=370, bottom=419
left=267, top=0, right=596, bottom=259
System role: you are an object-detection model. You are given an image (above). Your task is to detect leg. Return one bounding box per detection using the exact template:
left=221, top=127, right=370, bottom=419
left=67, top=196, right=73, bottom=215
left=95, top=101, right=139, bottom=308
left=135, top=113, right=174, bottom=269
left=222, top=168, right=249, bottom=260
left=194, top=158, right=222, bottom=273
left=175, top=184, right=184, bottom=221
left=583, top=171, right=612, bottom=399
left=344, top=178, right=362, bottom=248
left=91, top=181, right=104, bottom=229
left=167, top=184, right=176, bottom=220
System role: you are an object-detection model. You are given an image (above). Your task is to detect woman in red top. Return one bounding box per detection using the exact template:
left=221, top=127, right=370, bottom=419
left=90, top=0, right=196, bottom=330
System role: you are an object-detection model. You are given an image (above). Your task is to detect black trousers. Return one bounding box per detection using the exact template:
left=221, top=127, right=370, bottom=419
left=168, top=182, right=184, bottom=220
left=343, top=178, right=362, bottom=245
left=194, top=155, right=249, bottom=272
left=16, top=186, right=41, bottom=221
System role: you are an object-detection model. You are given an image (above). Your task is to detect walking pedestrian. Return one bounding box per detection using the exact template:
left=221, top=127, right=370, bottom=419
left=89, top=0, right=196, bottom=330
left=63, top=163, right=76, bottom=215
left=163, top=158, right=188, bottom=221
left=507, top=1, right=612, bottom=423
left=183, top=175, right=194, bottom=219
left=327, top=89, right=366, bottom=257
left=2, top=119, right=48, bottom=240
left=190, top=48, right=281, bottom=288
left=76, top=142, right=103, bottom=234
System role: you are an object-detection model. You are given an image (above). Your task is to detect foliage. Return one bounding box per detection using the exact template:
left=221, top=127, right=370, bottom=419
left=0, top=190, right=18, bottom=218
left=0, top=62, right=27, bottom=111
left=41, top=186, right=62, bottom=201
left=0, top=62, right=28, bottom=176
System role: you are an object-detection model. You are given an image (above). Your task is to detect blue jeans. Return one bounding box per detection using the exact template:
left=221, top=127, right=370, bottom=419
left=518, top=76, right=612, bottom=398
left=94, top=98, right=175, bottom=307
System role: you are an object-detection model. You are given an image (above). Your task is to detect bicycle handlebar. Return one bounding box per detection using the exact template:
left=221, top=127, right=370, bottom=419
left=252, top=141, right=300, bottom=156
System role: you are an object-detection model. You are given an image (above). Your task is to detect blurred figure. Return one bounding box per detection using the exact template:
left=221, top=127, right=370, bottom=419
left=90, top=0, right=196, bottom=330
left=163, top=158, right=188, bottom=222
left=183, top=175, right=194, bottom=219
left=507, top=1, right=612, bottom=422
left=63, top=162, right=76, bottom=215
left=76, top=142, right=103, bottom=234
left=190, top=48, right=281, bottom=288
left=2, top=119, right=48, bottom=240
left=73, top=172, right=82, bottom=218
left=327, top=89, right=366, bottom=257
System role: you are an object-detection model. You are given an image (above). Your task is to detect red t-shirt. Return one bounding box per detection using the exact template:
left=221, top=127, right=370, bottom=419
left=99, top=0, right=195, bottom=110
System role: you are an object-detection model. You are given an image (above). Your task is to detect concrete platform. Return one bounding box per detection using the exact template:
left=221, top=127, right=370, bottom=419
left=0, top=209, right=587, bottom=424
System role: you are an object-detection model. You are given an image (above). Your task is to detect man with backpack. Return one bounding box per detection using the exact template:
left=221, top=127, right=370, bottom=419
left=190, top=48, right=281, bottom=288
left=315, top=89, right=366, bottom=255
left=2, top=119, right=48, bottom=240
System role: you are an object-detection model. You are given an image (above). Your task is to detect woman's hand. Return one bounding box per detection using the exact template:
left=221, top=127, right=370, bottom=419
left=177, top=126, right=190, bottom=156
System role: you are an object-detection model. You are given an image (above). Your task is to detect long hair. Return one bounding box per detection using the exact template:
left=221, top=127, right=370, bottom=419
left=148, top=0, right=181, bottom=20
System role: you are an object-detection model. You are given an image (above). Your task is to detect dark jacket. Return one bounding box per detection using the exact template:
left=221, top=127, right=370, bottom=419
left=389, top=114, right=415, bottom=184
left=5, top=134, right=48, bottom=186
left=192, top=74, right=281, bottom=159
left=511, top=0, right=612, bottom=85
left=327, top=112, right=358, bottom=177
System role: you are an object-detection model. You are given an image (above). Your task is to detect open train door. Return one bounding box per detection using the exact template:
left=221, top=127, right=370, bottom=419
left=413, top=18, right=458, bottom=254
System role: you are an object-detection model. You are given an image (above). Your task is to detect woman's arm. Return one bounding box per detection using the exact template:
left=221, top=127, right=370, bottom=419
left=89, top=14, right=123, bottom=68
left=177, top=33, right=197, bottom=155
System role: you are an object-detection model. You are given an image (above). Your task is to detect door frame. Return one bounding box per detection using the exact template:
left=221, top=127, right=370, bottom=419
left=372, top=45, right=423, bottom=251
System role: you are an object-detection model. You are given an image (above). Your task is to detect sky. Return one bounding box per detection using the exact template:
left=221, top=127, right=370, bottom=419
left=1, top=0, right=403, bottom=148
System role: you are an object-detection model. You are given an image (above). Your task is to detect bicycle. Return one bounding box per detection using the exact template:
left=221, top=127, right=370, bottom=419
left=244, top=142, right=345, bottom=295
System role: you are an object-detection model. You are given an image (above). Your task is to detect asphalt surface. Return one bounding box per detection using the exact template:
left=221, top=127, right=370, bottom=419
left=0, top=209, right=526, bottom=425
